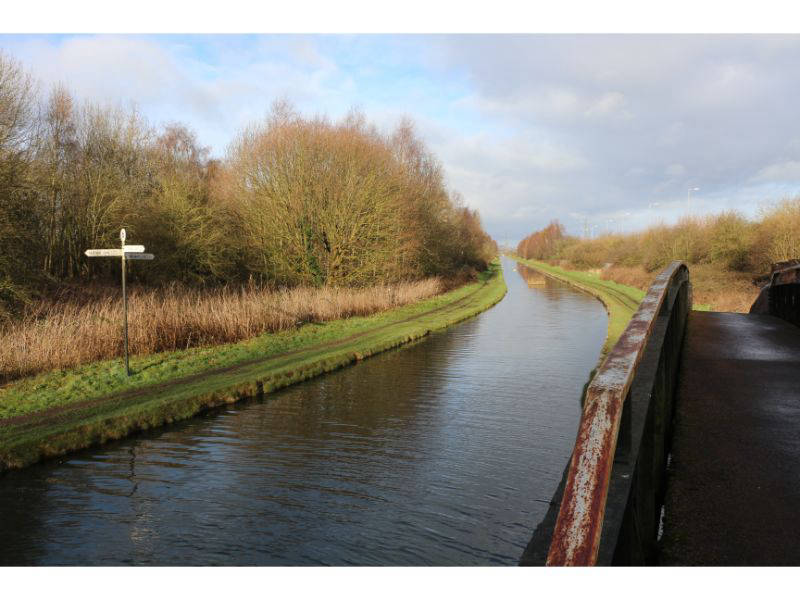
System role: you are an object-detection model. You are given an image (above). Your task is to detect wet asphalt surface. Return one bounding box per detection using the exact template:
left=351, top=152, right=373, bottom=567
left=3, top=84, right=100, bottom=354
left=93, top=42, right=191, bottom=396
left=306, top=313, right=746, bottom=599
left=660, top=311, right=800, bottom=565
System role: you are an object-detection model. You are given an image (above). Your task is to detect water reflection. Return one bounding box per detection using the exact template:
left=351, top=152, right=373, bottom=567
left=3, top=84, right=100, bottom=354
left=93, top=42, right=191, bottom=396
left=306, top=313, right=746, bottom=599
left=0, top=257, right=607, bottom=565
left=517, top=263, right=547, bottom=287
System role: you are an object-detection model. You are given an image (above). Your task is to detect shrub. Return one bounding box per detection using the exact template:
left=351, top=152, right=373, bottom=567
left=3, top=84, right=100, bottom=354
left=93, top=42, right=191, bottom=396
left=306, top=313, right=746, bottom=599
left=222, top=106, right=493, bottom=287
left=516, top=220, right=566, bottom=260
left=708, top=211, right=752, bottom=271
left=754, top=198, right=800, bottom=271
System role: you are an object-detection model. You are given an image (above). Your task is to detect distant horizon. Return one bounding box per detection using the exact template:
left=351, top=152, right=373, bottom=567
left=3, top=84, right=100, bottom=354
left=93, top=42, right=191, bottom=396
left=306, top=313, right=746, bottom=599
left=3, top=34, right=800, bottom=245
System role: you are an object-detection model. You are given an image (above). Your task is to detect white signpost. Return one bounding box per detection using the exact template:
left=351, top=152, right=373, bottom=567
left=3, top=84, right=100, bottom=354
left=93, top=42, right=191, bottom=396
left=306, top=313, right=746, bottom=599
left=85, top=249, right=123, bottom=257
left=85, top=228, right=155, bottom=376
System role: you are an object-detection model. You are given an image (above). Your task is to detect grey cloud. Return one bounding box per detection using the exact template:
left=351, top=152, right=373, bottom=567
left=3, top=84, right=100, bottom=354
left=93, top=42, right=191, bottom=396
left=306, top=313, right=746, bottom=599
left=430, top=35, right=800, bottom=241
left=751, top=160, right=800, bottom=182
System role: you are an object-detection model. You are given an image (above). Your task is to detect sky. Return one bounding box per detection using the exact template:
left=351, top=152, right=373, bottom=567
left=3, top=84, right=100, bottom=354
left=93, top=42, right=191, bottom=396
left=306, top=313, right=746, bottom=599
left=3, top=33, right=800, bottom=246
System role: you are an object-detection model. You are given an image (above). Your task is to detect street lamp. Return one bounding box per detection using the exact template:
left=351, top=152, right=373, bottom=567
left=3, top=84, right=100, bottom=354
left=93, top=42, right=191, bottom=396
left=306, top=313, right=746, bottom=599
left=687, top=187, right=700, bottom=214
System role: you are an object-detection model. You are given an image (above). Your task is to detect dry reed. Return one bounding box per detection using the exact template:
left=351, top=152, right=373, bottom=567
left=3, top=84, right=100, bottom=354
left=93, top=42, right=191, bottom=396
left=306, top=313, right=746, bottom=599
left=600, top=264, right=759, bottom=312
left=0, top=278, right=443, bottom=382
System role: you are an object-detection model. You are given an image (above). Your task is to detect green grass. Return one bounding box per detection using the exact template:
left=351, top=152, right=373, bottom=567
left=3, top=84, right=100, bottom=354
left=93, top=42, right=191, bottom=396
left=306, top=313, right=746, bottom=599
left=0, top=262, right=507, bottom=471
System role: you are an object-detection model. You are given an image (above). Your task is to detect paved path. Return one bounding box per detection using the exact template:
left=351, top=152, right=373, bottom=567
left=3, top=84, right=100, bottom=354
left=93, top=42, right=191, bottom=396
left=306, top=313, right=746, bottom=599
left=660, top=311, right=800, bottom=565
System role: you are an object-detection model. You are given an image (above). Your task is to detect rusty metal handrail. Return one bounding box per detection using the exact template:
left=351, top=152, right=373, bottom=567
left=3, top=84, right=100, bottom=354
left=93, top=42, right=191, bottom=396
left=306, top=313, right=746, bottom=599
left=546, top=261, right=689, bottom=566
left=770, top=263, right=800, bottom=287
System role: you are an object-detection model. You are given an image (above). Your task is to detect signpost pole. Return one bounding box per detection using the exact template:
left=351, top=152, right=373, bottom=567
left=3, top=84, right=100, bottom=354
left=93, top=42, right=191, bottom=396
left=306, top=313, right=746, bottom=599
left=120, top=228, right=130, bottom=376
left=85, top=229, right=153, bottom=377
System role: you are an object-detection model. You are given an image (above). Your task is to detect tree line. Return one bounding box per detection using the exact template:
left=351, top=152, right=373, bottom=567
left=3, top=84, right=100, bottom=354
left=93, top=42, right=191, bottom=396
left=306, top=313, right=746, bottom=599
left=516, top=203, right=800, bottom=274
left=0, top=51, right=496, bottom=318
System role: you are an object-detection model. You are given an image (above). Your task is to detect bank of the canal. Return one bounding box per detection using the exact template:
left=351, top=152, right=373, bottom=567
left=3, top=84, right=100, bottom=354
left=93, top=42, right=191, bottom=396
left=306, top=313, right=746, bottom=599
left=0, top=262, right=506, bottom=473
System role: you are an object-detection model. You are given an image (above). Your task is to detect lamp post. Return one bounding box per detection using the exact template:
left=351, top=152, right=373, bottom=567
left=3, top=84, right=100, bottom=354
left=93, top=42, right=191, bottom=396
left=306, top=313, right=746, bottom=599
left=687, top=187, right=700, bottom=214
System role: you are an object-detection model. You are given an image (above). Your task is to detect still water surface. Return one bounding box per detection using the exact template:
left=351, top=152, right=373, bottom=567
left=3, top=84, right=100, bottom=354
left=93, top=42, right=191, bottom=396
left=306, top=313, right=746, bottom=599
left=0, top=257, right=607, bottom=565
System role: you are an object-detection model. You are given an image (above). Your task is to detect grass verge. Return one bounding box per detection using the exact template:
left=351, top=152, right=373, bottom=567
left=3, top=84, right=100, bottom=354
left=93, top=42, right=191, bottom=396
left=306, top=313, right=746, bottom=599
left=0, top=262, right=506, bottom=472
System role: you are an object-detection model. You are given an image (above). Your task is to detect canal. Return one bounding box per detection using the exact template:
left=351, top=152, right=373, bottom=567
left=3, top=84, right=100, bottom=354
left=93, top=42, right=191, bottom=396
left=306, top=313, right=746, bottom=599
left=0, top=257, right=607, bottom=565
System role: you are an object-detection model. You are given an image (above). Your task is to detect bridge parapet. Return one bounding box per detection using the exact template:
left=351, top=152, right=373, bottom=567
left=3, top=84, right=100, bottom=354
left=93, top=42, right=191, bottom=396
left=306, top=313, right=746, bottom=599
left=547, top=261, right=691, bottom=565
left=767, top=263, right=800, bottom=328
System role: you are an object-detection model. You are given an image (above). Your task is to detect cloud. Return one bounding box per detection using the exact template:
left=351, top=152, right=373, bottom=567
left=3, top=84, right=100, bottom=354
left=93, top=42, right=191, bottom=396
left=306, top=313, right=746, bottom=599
left=751, top=160, right=800, bottom=183
left=459, top=87, right=630, bottom=122
left=22, top=35, right=181, bottom=100
left=666, top=164, right=686, bottom=177
left=584, top=91, right=629, bottom=119
left=434, top=34, right=800, bottom=239
left=1, top=34, right=360, bottom=155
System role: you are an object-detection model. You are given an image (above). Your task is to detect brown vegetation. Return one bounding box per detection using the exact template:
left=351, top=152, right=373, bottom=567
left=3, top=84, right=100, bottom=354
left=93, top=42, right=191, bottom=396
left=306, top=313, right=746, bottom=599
left=516, top=200, right=800, bottom=312
left=221, top=106, right=495, bottom=287
left=0, top=51, right=496, bottom=320
left=600, top=264, right=757, bottom=312
left=0, top=278, right=443, bottom=382
left=516, top=220, right=566, bottom=261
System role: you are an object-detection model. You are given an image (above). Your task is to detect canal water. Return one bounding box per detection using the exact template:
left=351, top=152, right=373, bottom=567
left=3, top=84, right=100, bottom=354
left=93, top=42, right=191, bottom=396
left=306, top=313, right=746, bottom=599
left=0, top=257, right=607, bottom=566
